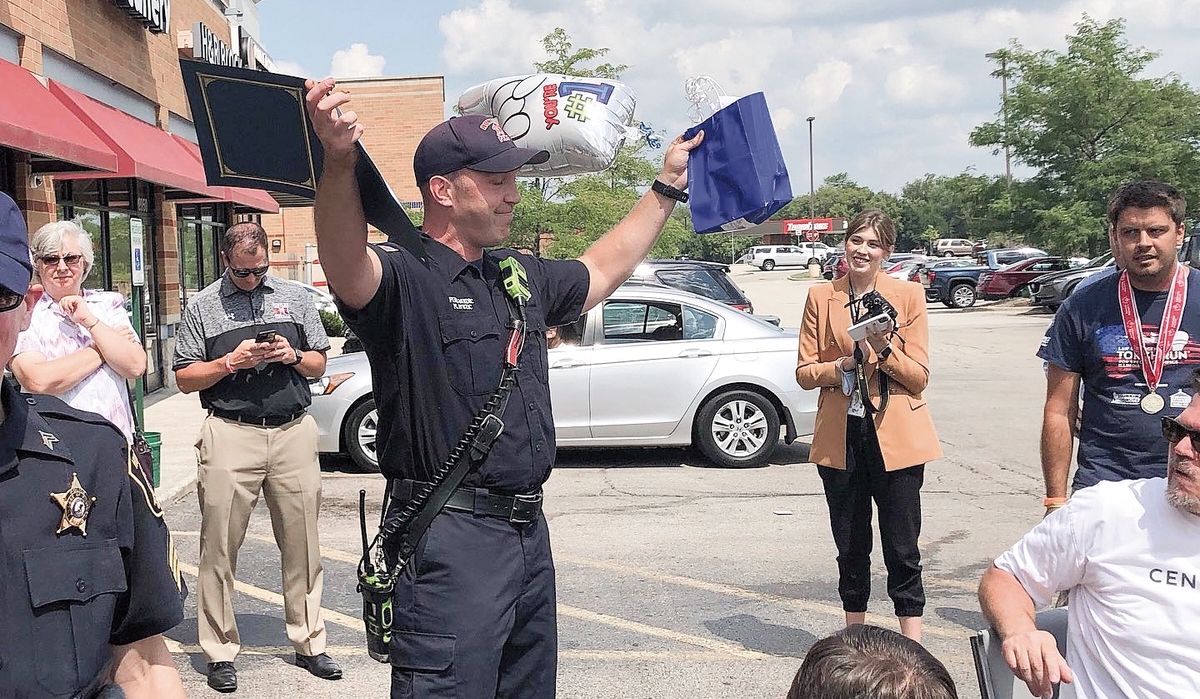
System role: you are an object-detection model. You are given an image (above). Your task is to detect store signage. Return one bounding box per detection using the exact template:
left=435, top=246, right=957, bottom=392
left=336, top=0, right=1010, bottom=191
left=130, top=218, right=145, bottom=287
left=190, top=22, right=243, bottom=68
left=111, top=0, right=170, bottom=34
left=783, top=218, right=835, bottom=234
left=239, top=27, right=275, bottom=72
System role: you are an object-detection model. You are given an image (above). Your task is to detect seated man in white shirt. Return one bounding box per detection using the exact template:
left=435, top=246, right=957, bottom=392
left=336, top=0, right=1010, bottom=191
left=978, top=369, right=1200, bottom=699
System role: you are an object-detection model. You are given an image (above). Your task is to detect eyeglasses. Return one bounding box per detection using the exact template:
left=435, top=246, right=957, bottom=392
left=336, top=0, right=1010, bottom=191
left=228, top=265, right=269, bottom=278
left=38, top=254, right=84, bottom=268
left=1162, top=416, right=1200, bottom=445
left=0, top=287, right=22, bottom=312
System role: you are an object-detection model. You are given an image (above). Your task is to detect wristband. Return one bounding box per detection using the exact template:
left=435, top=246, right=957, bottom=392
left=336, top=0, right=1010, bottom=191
left=84, top=318, right=100, bottom=330
left=286, top=350, right=304, bottom=366
left=1042, top=496, right=1068, bottom=507
left=651, top=179, right=688, bottom=203
left=224, top=355, right=236, bottom=373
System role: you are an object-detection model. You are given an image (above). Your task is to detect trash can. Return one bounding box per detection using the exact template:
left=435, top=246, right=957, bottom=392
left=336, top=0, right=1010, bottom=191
left=143, top=431, right=162, bottom=488
left=808, top=259, right=822, bottom=279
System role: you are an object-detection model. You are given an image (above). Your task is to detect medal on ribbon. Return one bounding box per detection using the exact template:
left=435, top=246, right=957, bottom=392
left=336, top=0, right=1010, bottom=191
left=1117, top=267, right=1187, bottom=414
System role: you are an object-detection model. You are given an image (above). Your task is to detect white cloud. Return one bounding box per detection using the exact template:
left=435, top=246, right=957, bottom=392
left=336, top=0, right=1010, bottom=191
left=330, top=43, right=386, bottom=79
left=420, top=0, right=1200, bottom=191
left=272, top=60, right=312, bottom=79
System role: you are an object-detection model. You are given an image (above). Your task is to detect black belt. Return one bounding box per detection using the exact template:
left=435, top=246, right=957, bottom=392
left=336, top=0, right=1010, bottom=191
left=209, top=409, right=304, bottom=427
left=395, top=480, right=543, bottom=525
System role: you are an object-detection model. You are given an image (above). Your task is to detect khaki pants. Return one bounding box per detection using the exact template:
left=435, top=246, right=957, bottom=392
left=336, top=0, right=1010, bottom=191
left=195, top=414, right=326, bottom=662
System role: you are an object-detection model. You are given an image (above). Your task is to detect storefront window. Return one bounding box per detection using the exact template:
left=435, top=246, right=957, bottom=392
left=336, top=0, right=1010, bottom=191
left=178, top=204, right=227, bottom=308
left=0, top=149, right=13, bottom=199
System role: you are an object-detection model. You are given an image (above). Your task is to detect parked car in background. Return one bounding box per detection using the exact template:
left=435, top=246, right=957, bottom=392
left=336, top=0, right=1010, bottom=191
left=310, top=284, right=819, bottom=471
left=298, top=281, right=338, bottom=315
left=628, top=259, right=755, bottom=313
left=977, top=257, right=1075, bottom=300
left=924, top=248, right=1048, bottom=308
left=822, top=252, right=846, bottom=280
left=916, top=258, right=978, bottom=300
left=934, top=238, right=975, bottom=257
left=1029, top=252, right=1117, bottom=309
left=747, top=242, right=832, bottom=270
left=886, top=260, right=925, bottom=282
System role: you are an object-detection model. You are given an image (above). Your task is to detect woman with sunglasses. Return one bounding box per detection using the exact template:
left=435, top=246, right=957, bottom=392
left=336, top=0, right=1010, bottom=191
left=9, top=220, right=146, bottom=441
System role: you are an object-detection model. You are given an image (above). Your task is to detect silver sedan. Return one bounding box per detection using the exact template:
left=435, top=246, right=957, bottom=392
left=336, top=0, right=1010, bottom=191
left=309, top=284, right=817, bottom=471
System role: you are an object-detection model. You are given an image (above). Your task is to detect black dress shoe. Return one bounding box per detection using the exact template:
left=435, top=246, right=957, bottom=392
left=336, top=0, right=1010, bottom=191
left=295, top=652, right=343, bottom=680
left=206, top=661, right=237, bottom=693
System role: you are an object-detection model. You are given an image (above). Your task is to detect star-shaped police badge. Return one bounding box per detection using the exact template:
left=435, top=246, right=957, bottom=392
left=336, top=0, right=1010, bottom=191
left=50, top=473, right=97, bottom=536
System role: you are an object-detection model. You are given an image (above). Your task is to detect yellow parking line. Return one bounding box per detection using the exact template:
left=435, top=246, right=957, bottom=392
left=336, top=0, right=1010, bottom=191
left=164, top=639, right=744, bottom=662
left=175, top=562, right=365, bottom=632
left=556, top=556, right=971, bottom=640
left=172, top=532, right=970, bottom=645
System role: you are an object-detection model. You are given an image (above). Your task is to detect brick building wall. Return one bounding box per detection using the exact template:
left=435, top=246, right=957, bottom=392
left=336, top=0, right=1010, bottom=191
left=260, top=75, right=445, bottom=261
left=0, top=0, right=231, bottom=119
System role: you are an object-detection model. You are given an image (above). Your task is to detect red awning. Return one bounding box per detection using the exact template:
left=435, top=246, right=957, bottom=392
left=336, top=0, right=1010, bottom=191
left=0, top=59, right=119, bottom=175
left=173, top=136, right=280, bottom=214
left=48, top=80, right=224, bottom=200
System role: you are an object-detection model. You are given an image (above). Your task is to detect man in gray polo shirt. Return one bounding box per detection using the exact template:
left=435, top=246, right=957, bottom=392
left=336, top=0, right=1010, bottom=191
left=173, top=222, right=338, bottom=692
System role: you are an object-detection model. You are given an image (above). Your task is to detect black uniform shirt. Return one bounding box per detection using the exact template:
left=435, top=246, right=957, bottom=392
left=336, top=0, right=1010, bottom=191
left=173, top=274, right=331, bottom=419
left=339, top=235, right=589, bottom=492
left=0, top=380, right=184, bottom=698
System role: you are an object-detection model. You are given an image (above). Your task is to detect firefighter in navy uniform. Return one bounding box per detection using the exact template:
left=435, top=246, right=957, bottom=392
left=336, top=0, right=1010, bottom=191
left=0, top=192, right=186, bottom=699
left=305, top=77, right=702, bottom=699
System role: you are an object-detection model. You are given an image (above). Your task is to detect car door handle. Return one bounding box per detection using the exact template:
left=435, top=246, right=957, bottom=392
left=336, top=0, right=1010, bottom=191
left=678, top=349, right=713, bottom=358
left=551, top=358, right=585, bottom=368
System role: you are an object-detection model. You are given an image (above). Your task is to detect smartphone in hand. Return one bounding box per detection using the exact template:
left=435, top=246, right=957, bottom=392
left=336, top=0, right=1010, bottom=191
left=255, top=329, right=277, bottom=344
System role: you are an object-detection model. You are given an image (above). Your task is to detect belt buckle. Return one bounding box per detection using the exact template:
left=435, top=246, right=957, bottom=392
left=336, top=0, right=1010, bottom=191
left=508, top=492, right=542, bottom=524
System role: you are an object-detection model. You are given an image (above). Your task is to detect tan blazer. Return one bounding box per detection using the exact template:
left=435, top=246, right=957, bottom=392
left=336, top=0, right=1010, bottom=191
left=795, top=273, right=942, bottom=471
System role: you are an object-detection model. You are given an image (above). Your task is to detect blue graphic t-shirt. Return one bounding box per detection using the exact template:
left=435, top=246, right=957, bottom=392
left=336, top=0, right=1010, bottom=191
left=1038, top=267, right=1200, bottom=489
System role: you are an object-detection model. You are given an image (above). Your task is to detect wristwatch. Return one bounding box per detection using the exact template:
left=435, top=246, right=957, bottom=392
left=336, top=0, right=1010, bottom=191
left=878, top=344, right=893, bottom=361
left=286, top=350, right=304, bottom=366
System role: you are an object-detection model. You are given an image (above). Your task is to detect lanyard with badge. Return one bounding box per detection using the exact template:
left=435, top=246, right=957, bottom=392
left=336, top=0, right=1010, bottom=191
left=1117, top=265, right=1187, bottom=414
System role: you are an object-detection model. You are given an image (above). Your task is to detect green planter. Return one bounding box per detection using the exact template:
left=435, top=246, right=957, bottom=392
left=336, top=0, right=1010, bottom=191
left=142, top=431, right=162, bottom=487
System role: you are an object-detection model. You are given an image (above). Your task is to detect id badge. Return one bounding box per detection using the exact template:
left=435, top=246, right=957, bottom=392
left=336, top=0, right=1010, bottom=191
left=847, top=391, right=866, bottom=418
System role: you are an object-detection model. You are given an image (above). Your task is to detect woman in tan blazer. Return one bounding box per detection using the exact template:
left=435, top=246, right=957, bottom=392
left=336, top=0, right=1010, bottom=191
left=796, top=209, right=942, bottom=642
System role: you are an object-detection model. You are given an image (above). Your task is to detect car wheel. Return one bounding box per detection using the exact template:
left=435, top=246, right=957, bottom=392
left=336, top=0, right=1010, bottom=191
left=942, top=251, right=955, bottom=258
left=694, top=390, right=780, bottom=468
left=343, top=398, right=380, bottom=473
left=949, top=283, right=977, bottom=309
left=1012, top=284, right=1032, bottom=298
left=762, top=260, right=776, bottom=271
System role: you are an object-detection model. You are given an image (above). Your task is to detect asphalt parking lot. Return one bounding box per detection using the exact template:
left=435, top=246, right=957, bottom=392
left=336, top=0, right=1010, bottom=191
left=161, top=268, right=1056, bottom=699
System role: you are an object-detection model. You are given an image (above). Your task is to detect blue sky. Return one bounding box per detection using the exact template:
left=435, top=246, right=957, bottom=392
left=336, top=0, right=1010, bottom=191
left=256, top=0, right=1200, bottom=195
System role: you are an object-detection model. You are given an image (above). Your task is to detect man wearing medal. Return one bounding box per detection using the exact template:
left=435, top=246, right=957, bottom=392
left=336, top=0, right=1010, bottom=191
left=1039, top=180, right=1200, bottom=515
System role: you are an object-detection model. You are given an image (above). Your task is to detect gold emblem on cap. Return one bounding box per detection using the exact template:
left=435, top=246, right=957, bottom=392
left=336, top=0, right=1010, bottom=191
left=50, top=473, right=97, bottom=536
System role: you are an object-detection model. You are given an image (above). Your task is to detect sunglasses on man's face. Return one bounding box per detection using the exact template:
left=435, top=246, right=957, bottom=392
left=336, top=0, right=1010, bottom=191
left=1162, top=416, right=1200, bottom=446
left=38, top=254, right=84, bottom=268
left=0, top=287, right=22, bottom=312
left=228, top=265, right=269, bottom=278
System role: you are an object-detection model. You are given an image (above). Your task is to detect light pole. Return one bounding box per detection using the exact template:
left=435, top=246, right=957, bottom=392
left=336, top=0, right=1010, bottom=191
left=985, top=51, right=1012, bottom=189
left=806, top=116, right=816, bottom=242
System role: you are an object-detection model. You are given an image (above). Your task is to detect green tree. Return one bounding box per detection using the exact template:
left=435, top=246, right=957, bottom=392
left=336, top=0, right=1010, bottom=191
left=970, top=16, right=1200, bottom=253
left=534, top=27, right=628, bottom=79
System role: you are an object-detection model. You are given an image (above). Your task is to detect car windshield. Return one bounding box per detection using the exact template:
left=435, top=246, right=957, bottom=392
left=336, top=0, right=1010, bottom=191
left=655, top=269, right=739, bottom=303
left=1086, top=251, right=1114, bottom=267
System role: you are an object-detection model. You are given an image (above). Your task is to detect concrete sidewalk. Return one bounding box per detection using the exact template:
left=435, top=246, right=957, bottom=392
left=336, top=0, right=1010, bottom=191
left=144, top=389, right=208, bottom=505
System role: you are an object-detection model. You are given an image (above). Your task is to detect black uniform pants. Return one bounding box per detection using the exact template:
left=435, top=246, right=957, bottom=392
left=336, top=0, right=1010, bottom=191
left=389, top=509, right=556, bottom=699
left=818, top=414, right=925, bottom=618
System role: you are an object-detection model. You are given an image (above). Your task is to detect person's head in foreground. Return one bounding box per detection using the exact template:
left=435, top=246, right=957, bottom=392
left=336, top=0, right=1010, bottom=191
left=787, top=624, right=958, bottom=699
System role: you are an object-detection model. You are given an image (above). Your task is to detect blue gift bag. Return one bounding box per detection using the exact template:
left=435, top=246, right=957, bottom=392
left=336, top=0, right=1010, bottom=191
left=683, top=92, right=792, bottom=234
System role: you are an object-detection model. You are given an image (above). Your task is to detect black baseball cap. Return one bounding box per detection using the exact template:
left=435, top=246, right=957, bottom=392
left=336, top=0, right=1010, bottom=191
left=414, top=115, right=549, bottom=184
left=0, top=193, right=31, bottom=295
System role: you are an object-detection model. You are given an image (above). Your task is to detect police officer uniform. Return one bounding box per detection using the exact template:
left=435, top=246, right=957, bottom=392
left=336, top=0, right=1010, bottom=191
left=341, top=232, right=588, bottom=699
left=0, top=380, right=184, bottom=698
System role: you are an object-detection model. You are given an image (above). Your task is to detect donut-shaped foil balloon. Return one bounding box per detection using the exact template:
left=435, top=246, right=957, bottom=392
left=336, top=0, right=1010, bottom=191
left=457, top=74, right=637, bottom=177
